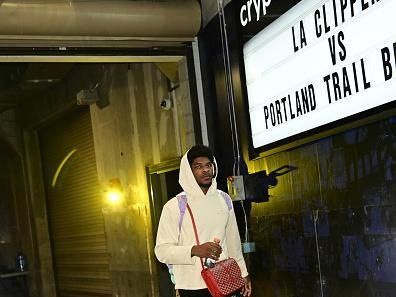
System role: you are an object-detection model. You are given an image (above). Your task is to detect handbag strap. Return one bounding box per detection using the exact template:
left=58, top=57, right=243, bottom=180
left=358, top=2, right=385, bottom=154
left=185, top=203, right=205, bottom=270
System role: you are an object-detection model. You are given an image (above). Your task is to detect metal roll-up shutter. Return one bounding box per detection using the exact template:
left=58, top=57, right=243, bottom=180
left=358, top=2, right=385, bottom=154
left=39, top=108, right=112, bottom=297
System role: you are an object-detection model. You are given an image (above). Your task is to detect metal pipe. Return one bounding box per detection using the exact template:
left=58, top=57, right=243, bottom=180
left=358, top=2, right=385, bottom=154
left=0, top=1, right=201, bottom=39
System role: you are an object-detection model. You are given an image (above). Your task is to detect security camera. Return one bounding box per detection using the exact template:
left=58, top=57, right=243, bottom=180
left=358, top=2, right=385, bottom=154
left=160, top=98, right=172, bottom=110
left=76, top=88, right=99, bottom=105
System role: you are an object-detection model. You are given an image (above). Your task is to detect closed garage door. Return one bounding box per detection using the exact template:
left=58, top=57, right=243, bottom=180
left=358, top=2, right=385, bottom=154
left=40, top=107, right=112, bottom=297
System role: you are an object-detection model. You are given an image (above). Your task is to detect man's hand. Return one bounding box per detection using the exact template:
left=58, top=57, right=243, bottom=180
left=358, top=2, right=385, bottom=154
left=191, top=242, right=222, bottom=260
left=241, top=276, right=252, bottom=297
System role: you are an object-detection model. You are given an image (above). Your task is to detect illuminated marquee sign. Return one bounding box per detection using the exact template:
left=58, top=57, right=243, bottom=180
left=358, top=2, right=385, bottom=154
left=243, top=0, right=396, bottom=150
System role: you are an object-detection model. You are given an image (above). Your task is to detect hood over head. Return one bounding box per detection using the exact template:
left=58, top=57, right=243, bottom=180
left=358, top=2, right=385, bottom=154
left=178, top=149, right=218, bottom=199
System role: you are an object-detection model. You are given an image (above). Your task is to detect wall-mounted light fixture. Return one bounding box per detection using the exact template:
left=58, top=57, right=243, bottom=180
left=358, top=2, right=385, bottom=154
left=105, top=178, right=124, bottom=204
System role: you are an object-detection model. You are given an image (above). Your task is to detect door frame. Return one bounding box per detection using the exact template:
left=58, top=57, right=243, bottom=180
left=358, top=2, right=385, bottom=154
left=146, top=157, right=181, bottom=297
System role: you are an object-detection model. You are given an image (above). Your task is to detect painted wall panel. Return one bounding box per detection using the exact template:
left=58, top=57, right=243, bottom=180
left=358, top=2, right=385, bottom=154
left=247, top=118, right=396, bottom=297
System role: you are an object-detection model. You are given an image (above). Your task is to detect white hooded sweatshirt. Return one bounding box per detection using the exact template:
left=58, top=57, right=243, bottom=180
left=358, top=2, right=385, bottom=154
left=154, top=151, right=248, bottom=290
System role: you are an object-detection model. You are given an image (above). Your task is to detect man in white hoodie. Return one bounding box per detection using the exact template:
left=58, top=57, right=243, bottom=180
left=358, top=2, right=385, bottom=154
left=155, top=144, right=252, bottom=297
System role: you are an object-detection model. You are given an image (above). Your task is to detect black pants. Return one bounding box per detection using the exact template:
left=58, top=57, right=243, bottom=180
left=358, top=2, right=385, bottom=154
left=178, top=289, right=242, bottom=297
left=178, top=289, right=211, bottom=297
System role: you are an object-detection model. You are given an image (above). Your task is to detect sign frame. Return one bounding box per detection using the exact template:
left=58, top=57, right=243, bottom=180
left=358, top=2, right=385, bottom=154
left=241, top=0, right=396, bottom=157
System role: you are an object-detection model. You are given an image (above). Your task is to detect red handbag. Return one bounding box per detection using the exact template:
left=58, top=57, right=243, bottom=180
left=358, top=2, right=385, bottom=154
left=186, top=204, right=245, bottom=297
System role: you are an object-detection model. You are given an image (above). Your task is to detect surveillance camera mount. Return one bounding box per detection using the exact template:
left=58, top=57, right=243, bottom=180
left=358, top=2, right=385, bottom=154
left=160, top=98, right=172, bottom=110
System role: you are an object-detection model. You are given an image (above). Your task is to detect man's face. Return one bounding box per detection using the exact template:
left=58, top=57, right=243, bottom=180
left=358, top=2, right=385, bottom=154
left=191, top=156, right=214, bottom=189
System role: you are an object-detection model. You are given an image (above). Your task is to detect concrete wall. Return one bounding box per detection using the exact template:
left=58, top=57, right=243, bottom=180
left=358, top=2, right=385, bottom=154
left=90, top=61, right=195, bottom=296
left=0, top=152, right=17, bottom=270
left=19, top=59, right=195, bottom=297
left=0, top=109, right=21, bottom=154
left=0, top=109, right=46, bottom=297
left=23, top=131, right=56, bottom=297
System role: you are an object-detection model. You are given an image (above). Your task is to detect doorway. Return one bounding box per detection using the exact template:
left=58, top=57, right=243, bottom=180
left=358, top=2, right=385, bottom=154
left=147, top=159, right=182, bottom=297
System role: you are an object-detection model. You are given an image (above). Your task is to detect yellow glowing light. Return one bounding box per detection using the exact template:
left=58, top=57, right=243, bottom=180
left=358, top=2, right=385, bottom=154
left=52, top=149, right=77, bottom=188
left=107, top=191, right=123, bottom=203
